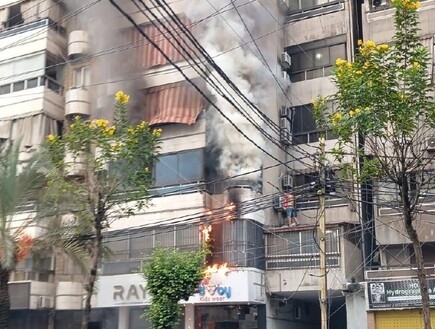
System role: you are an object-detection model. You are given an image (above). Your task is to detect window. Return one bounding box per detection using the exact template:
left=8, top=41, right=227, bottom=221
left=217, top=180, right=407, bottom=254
left=265, top=228, right=340, bottom=269
left=6, top=4, right=24, bottom=28
left=286, top=36, right=346, bottom=82
left=104, top=225, right=200, bottom=263
left=287, top=0, right=340, bottom=13
left=12, top=80, right=24, bottom=92
left=72, top=66, right=91, bottom=88
left=292, top=103, right=337, bottom=144
left=0, top=84, right=11, bottom=95
left=154, top=149, right=204, bottom=187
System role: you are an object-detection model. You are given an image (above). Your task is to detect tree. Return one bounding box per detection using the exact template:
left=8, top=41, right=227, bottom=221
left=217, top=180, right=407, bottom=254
left=0, top=142, right=44, bottom=329
left=314, top=0, right=435, bottom=327
left=44, top=91, right=161, bottom=329
left=141, top=247, right=207, bottom=329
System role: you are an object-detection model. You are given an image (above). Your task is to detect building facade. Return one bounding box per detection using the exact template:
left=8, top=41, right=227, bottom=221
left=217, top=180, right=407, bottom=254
left=2, top=0, right=435, bottom=329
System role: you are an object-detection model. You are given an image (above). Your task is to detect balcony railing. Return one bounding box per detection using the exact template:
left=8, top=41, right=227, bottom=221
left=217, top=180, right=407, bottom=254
left=266, top=253, right=340, bottom=270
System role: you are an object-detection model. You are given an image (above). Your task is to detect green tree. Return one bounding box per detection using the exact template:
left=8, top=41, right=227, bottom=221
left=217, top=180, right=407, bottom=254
left=44, top=91, right=160, bottom=329
left=314, top=0, right=435, bottom=327
left=142, top=247, right=207, bottom=329
left=0, top=142, right=45, bottom=329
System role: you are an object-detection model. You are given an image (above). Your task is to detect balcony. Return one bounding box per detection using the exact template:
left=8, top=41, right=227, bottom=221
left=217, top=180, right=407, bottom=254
left=265, top=226, right=363, bottom=294
left=65, top=88, right=91, bottom=118
left=68, top=30, right=89, bottom=58
left=9, top=281, right=55, bottom=310
left=64, top=151, right=86, bottom=177
left=0, top=75, right=64, bottom=120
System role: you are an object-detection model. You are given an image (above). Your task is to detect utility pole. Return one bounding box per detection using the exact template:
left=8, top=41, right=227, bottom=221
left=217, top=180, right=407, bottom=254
left=318, top=136, right=328, bottom=329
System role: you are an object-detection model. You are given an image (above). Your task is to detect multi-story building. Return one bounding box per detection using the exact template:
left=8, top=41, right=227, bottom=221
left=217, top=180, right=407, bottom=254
left=357, top=1, right=435, bottom=328
left=2, top=0, right=433, bottom=329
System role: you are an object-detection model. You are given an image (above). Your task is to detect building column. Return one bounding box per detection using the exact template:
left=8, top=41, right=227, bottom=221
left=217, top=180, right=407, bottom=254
left=185, top=304, right=195, bottom=329
left=118, top=307, right=129, bottom=329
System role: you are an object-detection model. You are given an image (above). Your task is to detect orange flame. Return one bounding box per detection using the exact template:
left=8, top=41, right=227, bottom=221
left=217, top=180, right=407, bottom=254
left=226, top=202, right=236, bottom=220
left=16, top=234, right=34, bottom=262
left=201, top=224, right=212, bottom=242
left=203, top=263, right=230, bottom=279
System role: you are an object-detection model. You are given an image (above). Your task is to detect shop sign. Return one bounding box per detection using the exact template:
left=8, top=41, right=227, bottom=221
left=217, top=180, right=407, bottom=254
left=97, top=274, right=151, bottom=307
left=367, top=279, right=435, bottom=310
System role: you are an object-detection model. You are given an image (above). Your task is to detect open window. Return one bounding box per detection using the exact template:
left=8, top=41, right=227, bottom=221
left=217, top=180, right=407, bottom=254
left=5, top=3, right=24, bottom=29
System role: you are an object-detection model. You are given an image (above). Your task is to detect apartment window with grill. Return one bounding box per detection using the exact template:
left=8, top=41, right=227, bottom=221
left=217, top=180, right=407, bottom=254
left=265, top=229, right=340, bottom=270
left=292, top=103, right=336, bottom=144
left=103, top=225, right=200, bottom=275
left=287, top=36, right=346, bottom=82
left=287, top=0, right=341, bottom=13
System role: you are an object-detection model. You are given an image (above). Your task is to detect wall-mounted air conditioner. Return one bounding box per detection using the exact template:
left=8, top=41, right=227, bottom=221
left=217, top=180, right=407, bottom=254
left=280, top=52, right=292, bottom=70
left=281, top=70, right=289, bottom=80
left=427, top=136, right=435, bottom=151
left=37, top=296, right=53, bottom=309
left=273, top=195, right=284, bottom=211
left=282, top=175, right=293, bottom=189
left=280, top=128, right=293, bottom=145
left=279, top=106, right=290, bottom=119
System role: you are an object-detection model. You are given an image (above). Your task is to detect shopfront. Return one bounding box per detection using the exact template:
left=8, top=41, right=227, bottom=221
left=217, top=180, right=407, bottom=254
left=366, top=279, right=435, bottom=329
left=95, top=268, right=266, bottom=329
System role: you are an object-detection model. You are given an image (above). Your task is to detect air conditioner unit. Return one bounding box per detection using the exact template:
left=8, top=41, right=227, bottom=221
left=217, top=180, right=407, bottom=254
left=279, top=117, right=291, bottom=131
left=280, top=52, right=292, bottom=70
left=281, top=70, right=289, bottom=80
left=280, top=128, right=293, bottom=145
left=279, top=106, right=290, bottom=119
left=282, top=175, right=293, bottom=188
left=37, top=296, right=53, bottom=309
left=427, top=137, right=435, bottom=151
left=372, top=0, right=387, bottom=7
left=273, top=195, right=284, bottom=211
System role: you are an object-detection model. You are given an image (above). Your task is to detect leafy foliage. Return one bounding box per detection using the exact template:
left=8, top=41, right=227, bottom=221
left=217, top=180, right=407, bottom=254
left=43, top=91, right=160, bottom=329
left=142, top=248, right=207, bottom=329
left=314, top=0, right=435, bottom=327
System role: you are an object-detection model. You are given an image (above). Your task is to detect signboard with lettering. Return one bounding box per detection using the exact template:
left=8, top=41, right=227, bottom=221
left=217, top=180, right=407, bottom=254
left=97, top=274, right=151, bottom=308
left=96, top=269, right=266, bottom=308
left=367, top=279, right=435, bottom=310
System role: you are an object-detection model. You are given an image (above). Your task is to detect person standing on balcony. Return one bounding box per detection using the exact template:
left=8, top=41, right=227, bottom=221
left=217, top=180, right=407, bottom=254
left=283, top=192, right=299, bottom=227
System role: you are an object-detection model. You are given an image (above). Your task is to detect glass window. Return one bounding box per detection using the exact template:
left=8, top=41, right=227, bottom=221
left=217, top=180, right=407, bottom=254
left=27, top=78, right=39, bottom=89
left=154, top=149, right=204, bottom=187
left=176, top=226, right=199, bottom=250
left=106, top=236, right=129, bottom=261
left=0, top=84, right=11, bottom=95
left=154, top=227, right=175, bottom=248
left=288, top=40, right=346, bottom=82
left=72, top=66, right=91, bottom=88
left=130, top=230, right=153, bottom=259
left=13, top=81, right=25, bottom=92
left=155, top=153, right=178, bottom=186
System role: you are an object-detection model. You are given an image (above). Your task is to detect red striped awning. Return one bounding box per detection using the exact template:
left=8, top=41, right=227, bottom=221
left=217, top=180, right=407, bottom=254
left=128, top=17, right=196, bottom=69
left=144, top=81, right=205, bottom=125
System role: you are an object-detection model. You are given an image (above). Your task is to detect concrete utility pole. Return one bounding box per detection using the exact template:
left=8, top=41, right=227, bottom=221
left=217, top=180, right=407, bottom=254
left=318, top=136, right=328, bottom=329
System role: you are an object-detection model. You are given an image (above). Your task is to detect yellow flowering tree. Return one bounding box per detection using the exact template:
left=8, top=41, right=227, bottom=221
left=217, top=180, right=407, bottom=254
left=44, top=91, right=160, bottom=329
left=315, top=0, right=435, bottom=327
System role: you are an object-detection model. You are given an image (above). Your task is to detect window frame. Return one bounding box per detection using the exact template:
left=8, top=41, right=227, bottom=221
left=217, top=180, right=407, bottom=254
left=286, top=35, right=347, bottom=82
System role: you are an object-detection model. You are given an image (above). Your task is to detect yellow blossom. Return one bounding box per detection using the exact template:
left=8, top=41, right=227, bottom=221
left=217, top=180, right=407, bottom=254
left=144, top=167, right=149, bottom=173
left=152, top=128, right=162, bottom=138
left=356, top=70, right=362, bottom=75
left=357, top=39, right=363, bottom=46
left=349, top=110, right=355, bottom=117
left=47, top=134, right=56, bottom=142
left=412, top=61, right=421, bottom=69
left=105, top=126, right=116, bottom=136
left=332, top=112, right=343, bottom=125
left=354, top=108, right=361, bottom=115
left=364, top=40, right=376, bottom=48
left=127, top=127, right=135, bottom=134
left=377, top=44, right=389, bottom=52
left=115, top=91, right=130, bottom=105
left=335, top=58, right=348, bottom=67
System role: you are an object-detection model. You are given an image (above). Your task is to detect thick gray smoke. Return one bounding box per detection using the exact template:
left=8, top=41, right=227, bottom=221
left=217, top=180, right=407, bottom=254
left=186, top=1, right=278, bottom=180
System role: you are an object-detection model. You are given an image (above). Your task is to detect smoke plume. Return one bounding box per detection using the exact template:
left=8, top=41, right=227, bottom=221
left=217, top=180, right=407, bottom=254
left=186, top=1, right=278, bottom=181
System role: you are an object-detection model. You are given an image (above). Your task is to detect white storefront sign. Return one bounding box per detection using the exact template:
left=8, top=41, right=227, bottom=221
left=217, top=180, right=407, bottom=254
left=96, top=269, right=265, bottom=308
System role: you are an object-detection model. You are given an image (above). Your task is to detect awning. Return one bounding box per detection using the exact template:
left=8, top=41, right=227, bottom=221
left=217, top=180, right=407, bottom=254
left=144, top=80, right=205, bottom=126
left=128, top=16, right=195, bottom=69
